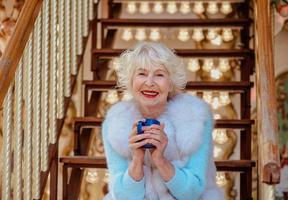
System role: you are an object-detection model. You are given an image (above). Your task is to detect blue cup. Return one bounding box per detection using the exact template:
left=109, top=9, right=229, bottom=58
left=137, top=118, right=160, bottom=148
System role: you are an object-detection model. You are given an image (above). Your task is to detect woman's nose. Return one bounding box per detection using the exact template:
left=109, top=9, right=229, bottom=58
left=145, top=75, right=155, bottom=86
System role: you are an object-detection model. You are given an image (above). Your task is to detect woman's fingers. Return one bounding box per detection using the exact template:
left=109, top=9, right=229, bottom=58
left=129, top=133, right=151, bottom=144
left=129, top=139, right=150, bottom=149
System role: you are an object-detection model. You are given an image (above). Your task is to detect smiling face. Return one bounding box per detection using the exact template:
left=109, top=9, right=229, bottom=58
left=132, top=65, right=172, bottom=111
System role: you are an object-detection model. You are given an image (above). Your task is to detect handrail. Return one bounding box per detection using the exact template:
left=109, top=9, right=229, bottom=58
left=0, top=0, right=43, bottom=107
left=254, top=0, right=281, bottom=184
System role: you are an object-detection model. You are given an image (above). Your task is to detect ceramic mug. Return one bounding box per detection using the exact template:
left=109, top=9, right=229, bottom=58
left=137, top=118, right=160, bottom=148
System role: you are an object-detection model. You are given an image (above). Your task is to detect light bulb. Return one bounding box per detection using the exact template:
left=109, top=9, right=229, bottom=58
left=210, top=35, right=223, bottom=46
left=206, top=28, right=218, bottom=40
left=180, top=2, right=191, bottom=14
left=121, top=28, right=133, bottom=41
left=210, top=68, right=223, bottom=79
left=207, top=2, right=219, bottom=15
left=127, top=2, right=137, bottom=14
left=218, top=58, right=230, bottom=72
left=214, top=113, right=221, bottom=119
left=219, top=91, right=230, bottom=105
left=187, top=58, right=200, bottom=72
left=192, top=28, right=205, bottom=42
left=203, top=58, right=214, bottom=72
left=103, top=170, right=110, bottom=183
left=213, top=145, right=223, bottom=158
left=203, top=91, right=213, bottom=104
left=153, top=2, right=164, bottom=14
left=220, top=2, right=232, bottom=15
left=212, top=97, right=220, bottom=109
left=222, top=28, right=234, bottom=42
left=112, top=58, right=120, bottom=71
left=213, top=129, right=229, bottom=144
left=216, top=172, right=228, bottom=187
left=149, top=28, right=161, bottom=41
left=139, top=2, right=150, bottom=14
left=193, top=2, right=205, bottom=14
left=86, top=169, right=99, bottom=184
left=178, top=28, right=190, bottom=42
left=135, top=28, right=147, bottom=41
left=167, top=2, right=177, bottom=14
left=106, top=90, right=119, bottom=104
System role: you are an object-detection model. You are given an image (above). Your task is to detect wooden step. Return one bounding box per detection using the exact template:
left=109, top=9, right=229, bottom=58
left=92, top=48, right=254, bottom=58
left=83, top=80, right=253, bottom=92
left=74, top=117, right=254, bottom=129
left=60, top=156, right=255, bottom=172
left=99, top=18, right=251, bottom=27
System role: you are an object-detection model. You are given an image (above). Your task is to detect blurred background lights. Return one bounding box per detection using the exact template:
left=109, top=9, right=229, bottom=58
left=187, top=58, right=200, bottom=72
left=135, top=28, right=147, bottom=41
left=180, top=2, right=191, bottom=14
left=167, top=2, right=178, bottom=14
left=121, top=28, right=133, bottom=41
left=192, top=28, right=205, bottom=42
left=207, top=2, right=219, bottom=15
left=178, top=28, right=190, bottom=41
left=193, top=2, right=205, bottom=14
left=139, top=2, right=150, bottom=14
left=127, top=2, right=137, bottom=14
left=149, top=28, right=161, bottom=41
left=220, top=2, right=233, bottom=15
left=153, top=2, right=164, bottom=14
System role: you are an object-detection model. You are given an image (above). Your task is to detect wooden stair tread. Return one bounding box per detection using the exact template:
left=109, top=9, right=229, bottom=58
left=74, top=117, right=254, bottom=129
left=83, top=80, right=253, bottom=91
left=92, top=48, right=254, bottom=57
left=60, top=156, right=255, bottom=171
left=99, top=18, right=251, bottom=27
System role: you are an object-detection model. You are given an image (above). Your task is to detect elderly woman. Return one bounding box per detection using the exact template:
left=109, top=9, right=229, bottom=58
left=102, top=42, right=224, bottom=200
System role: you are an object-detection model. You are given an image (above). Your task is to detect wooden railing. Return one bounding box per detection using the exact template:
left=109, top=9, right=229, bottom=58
left=0, top=0, right=96, bottom=199
left=254, top=0, right=281, bottom=184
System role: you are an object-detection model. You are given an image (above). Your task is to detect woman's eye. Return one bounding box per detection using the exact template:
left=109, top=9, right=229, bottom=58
left=156, top=73, right=164, bottom=77
left=138, top=72, right=146, bottom=76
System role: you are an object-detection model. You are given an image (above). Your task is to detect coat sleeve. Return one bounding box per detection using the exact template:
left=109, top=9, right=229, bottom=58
left=102, top=118, right=145, bottom=200
left=164, top=113, right=214, bottom=200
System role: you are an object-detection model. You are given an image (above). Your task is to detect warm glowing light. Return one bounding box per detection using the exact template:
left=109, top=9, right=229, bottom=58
left=213, top=129, right=229, bottom=144
left=206, top=28, right=218, bottom=40
left=219, top=91, right=231, bottom=105
left=203, top=91, right=213, bottom=104
left=149, top=28, right=161, bottom=41
left=214, top=113, right=222, bottom=119
left=122, top=91, right=133, bottom=101
left=213, top=145, right=223, bottom=158
left=210, top=35, right=223, bottom=46
left=220, top=2, right=233, bottom=15
left=192, top=28, right=205, bottom=42
left=135, top=28, right=147, bottom=41
left=106, top=90, right=119, bottom=104
left=180, top=2, right=191, bottom=14
left=127, top=2, right=137, bottom=14
left=85, top=169, right=99, bottom=184
left=210, top=68, right=223, bottom=79
left=112, top=58, right=120, bottom=71
left=188, top=91, right=197, bottom=96
left=187, top=58, right=200, bottom=72
left=218, top=58, right=230, bottom=72
left=103, top=170, right=110, bottom=183
left=178, top=28, right=190, bottom=42
left=121, top=28, right=133, bottom=41
left=167, top=2, right=178, bottom=14
left=216, top=172, right=228, bottom=187
left=193, top=2, right=205, bottom=14
left=153, top=2, right=164, bottom=14
left=207, top=2, right=219, bottom=15
left=222, top=28, right=234, bottom=42
left=139, top=2, right=150, bottom=14
left=212, top=97, right=220, bottom=109
left=203, top=59, right=214, bottom=72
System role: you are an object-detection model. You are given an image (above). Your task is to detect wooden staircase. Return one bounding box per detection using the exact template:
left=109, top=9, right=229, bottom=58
left=60, top=1, right=257, bottom=199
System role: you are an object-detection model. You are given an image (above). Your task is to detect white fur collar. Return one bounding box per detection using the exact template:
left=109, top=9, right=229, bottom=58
left=104, top=93, right=212, bottom=162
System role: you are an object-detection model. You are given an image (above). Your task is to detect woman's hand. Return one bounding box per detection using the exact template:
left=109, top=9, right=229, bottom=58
left=128, top=120, right=150, bottom=164
left=144, top=123, right=168, bottom=165
left=128, top=120, right=151, bottom=181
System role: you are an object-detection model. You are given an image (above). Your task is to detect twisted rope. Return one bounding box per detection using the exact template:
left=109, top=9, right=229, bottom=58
left=49, top=0, right=58, bottom=143
left=71, top=0, right=78, bottom=75
left=13, top=59, right=23, bottom=200
left=64, top=0, right=71, bottom=97
left=32, top=13, right=42, bottom=199
left=24, top=36, right=33, bottom=200
left=2, top=86, right=13, bottom=200
left=57, top=0, right=65, bottom=119
left=41, top=0, right=50, bottom=171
